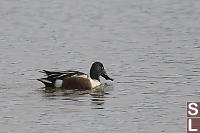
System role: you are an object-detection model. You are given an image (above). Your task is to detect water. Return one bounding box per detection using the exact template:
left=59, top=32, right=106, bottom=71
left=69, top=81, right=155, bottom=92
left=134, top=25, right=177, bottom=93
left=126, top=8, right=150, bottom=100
left=0, top=0, right=200, bottom=132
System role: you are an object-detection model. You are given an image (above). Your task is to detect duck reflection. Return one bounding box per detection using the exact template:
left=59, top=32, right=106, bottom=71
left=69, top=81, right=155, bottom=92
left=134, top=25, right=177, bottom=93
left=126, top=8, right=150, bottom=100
left=90, top=83, right=113, bottom=109
left=90, top=86, right=106, bottom=108
left=39, top=83, right=113, bottom=109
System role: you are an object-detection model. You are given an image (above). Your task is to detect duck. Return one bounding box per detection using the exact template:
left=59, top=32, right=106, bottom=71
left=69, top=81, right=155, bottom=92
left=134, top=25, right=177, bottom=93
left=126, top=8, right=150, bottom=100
left=37, top=62, right=113, bottom=89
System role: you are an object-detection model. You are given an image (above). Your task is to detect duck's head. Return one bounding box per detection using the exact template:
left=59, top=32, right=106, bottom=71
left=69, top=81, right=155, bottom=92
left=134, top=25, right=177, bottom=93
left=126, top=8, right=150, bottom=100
left=90, top=62, right=113, bottom=81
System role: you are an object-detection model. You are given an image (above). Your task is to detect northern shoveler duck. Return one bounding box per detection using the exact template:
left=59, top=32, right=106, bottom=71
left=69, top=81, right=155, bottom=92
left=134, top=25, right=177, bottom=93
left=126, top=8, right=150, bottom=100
left=37, top=62, right=113, bottom=89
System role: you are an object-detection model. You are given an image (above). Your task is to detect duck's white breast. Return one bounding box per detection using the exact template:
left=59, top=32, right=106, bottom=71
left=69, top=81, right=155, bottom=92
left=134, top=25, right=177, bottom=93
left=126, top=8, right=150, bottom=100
left=88, top=78, right=100, bottom=88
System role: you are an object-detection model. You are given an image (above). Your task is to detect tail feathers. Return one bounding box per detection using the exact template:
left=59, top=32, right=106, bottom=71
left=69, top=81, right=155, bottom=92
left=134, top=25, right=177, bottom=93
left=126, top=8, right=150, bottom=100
left=37, top=78, right=54, bottom=87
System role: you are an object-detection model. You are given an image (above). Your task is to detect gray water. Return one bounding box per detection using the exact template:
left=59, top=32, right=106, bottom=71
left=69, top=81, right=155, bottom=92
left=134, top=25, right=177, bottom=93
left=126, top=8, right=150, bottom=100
left=0, top=0, right=200, bottom=132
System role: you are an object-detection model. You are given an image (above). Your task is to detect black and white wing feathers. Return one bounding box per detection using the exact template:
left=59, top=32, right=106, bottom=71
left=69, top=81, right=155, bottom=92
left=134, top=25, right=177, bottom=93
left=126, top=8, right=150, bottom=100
left=38, top=70, right=88, bottom=87
left=42, top=70, right=87, bottom=79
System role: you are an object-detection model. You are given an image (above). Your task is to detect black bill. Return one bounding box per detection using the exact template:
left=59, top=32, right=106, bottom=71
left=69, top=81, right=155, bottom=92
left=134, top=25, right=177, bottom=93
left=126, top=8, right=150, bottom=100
left=101, top=71, right=114, bottom=81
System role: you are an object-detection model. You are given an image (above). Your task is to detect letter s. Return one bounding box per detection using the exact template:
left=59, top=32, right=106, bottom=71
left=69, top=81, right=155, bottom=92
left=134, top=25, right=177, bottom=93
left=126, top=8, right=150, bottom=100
left=188, top=103, right=198, bottom=116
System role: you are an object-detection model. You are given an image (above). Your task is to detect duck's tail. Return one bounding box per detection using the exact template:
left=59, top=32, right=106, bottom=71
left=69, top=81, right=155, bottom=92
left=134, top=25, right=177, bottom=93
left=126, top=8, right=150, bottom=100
left=37, top=78, right=54, bottom=87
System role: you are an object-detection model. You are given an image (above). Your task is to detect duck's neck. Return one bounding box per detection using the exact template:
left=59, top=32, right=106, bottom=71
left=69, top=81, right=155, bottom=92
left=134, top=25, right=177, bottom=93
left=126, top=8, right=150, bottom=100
left=90, top=71, right=100, bottom=81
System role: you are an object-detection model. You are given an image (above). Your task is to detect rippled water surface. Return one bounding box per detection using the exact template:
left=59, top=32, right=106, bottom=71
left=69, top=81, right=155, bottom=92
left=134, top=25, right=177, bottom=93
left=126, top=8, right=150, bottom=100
left=0, top=0, right=200, bottom=132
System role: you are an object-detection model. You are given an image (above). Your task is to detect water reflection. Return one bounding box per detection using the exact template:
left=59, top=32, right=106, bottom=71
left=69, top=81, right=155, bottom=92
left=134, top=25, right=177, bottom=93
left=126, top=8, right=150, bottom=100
left=39, top=83, right=113, bottom=109
left=90, top=87, right=106, bottom=109
left=90, top=84, right=113, bottom=109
